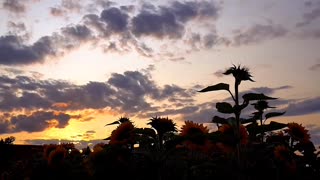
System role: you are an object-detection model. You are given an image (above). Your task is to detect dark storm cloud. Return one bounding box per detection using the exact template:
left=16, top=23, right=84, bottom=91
left=2, top=0, right=25, bottom=14
left=0, top=111, right=76, bottom=133
left=100, top=7, right=129, bottom=32
left=232, top=23, right=288, bottom=46
left=296, top=1, right=320, bottom=27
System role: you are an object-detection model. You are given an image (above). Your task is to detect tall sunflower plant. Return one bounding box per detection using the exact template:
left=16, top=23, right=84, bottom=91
left=199, top=65, right=288, bottom=164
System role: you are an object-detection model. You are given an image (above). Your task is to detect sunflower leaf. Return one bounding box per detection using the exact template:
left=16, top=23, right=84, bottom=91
left=265, top=112, right=286, bottom=120
left=216, top=102, right=234, bottom=114
left=105, top=120, right=120, bottom=126
left=198, top=83, right=229, bottom=93
left=246, top=121, right=287, bottom=134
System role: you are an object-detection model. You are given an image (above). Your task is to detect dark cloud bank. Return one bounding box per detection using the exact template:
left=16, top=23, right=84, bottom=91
left=0, top=68, right=319, bottom=135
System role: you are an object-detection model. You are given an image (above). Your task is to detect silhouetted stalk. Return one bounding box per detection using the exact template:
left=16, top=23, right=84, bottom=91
left=234, top=80, right=241, bottom=178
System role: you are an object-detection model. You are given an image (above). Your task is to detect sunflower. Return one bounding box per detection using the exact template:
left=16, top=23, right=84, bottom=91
left=223, top=65, right=254, bottom=84
left=43, top=144, right=58, bottom=160
left=286, top=122, right=310, bottom=142
left=109, top=121, right=135, bottom=145
left=218, top=124, right=248, bottom=145
left=180, top=121, right=209, bottom=136
left=148, top=116, right=177, bottom=135
left=178, top=121, right=215, bottom=153
left=48, top=146, right=67, bottom=166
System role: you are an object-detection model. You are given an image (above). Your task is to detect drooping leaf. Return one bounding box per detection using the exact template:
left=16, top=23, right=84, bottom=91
left=105, top=120, right=120, bottom=126
left=212, top=116, right=229, bottom=124
left=198, top=83, right=229, bottom=93
left=216, top=102, right=234, bottom=114
left=246, top=121, right=287, bottom=134
left=265, top=112, right=286, bottom=120
left=242, top=93, right=277, bottom=101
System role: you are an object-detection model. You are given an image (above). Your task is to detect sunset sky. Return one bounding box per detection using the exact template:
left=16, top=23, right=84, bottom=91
left=0, top=0, right=319, bottom=148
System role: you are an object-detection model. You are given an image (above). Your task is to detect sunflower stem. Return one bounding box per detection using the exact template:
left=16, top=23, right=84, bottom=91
left=234, top=80, right=242, bottom=178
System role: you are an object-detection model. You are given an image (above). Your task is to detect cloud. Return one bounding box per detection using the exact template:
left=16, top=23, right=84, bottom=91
left=213, top=70, right=224, bottom=78
left=296, top=1, right=320, bottom=27
left=7, top=21, right=26, bottom=34
left=0, top=70, right=194, bottom=117
left=0, top=111, right=77, bottom=133
left=100, top=7, right=129, bottom=32
left=2, top=0, right=26, bottom=14
left=0, top=22, right=96, bottom=65
left=24, top=139, right=106, bottom=149
left=131, top=1, right=220, bottom=39
left=50, top=0, right=82, bottom=17
left=283, top=97, right=320, bottom=116
left=50, top=7, right=65, bottom=17
left=61, top=24, right=93, bottom=41
left=232, top=23, right=288, bottom=46
left=131, top=8, right=185, bottom=39
left=0, top=35, right=57, bottom=65
left=309, top=63, right=320, bottom=71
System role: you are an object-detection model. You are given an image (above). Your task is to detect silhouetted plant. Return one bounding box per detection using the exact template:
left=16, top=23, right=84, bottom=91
left=148, top=116, right=177, bottom=151
left=199, top=65, right=287, bottom=174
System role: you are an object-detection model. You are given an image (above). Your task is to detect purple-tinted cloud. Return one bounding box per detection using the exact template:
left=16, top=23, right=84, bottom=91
left=296, top=1, right=320, bottom=27
left=309, top=63, right=320, bottom=71
left=0, top=111, right=78, bottom=133
left=232, top=23, right=288, bottom=46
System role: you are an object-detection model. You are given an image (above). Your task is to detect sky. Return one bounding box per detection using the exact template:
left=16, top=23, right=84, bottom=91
left=0, top=0, right=319, bottom=149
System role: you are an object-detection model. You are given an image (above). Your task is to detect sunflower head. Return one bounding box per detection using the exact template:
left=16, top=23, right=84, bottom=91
left=109, top=121, right=135, bottom=145
left=181, top=121, right=209, bottom=136
left=223, top=65, right=254, bottom=84
left=286, top=122, right=310, bottom=142
left=148, top=116, right=177, bottom=135
left=48, top=146, right=67, bottom=166
left=218, top=124, right=248, bottom=145
left=180, top=121, right=209, bottom=145
left=43, top=144, right=58, bottom=160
